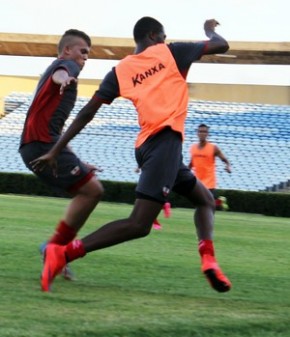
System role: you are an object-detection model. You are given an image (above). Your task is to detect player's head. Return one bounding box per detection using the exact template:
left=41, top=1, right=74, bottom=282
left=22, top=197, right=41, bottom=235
left=197, top=124, right=209, bottom=141
left=58, top=29, right=91, bottom=53
left=133, top=17, right=166, bottom=44
left=58, top=29, right=91, bottom=69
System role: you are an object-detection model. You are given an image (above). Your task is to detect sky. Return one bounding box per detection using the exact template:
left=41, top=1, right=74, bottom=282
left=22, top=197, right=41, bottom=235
left=0, top=0, right=289, bottom=85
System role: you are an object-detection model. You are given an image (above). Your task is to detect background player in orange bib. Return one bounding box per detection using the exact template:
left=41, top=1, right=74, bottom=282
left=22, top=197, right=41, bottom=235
left=189, top=123, right=231, bottom=210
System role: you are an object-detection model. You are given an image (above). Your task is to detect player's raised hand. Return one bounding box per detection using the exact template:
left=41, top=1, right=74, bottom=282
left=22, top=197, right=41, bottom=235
left=204, top=19, right=220, bottom=31
left=30, top=153, right=58, bottom=177
left=202, top=18, right=228, bottom=55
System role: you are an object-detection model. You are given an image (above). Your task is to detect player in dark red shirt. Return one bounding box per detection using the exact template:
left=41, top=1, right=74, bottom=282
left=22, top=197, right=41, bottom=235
left=31, top=18, right=231, bottom=293
left=19, top=29, right=104, bottom=280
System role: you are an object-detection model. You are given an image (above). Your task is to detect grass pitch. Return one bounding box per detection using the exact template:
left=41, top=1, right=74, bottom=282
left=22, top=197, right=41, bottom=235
left=0, top=194, right=289, bottom=337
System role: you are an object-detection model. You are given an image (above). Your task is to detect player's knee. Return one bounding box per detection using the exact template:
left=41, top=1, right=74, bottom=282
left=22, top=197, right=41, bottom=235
left=131, top=221, right=152, bottom=238
left=139, top=224, right=151, bottom=237
left=86, top=180, right=104, bottom=203
left=92, top=184, right=104, bottom=201
left=200, top=190, right=215, bottom=209
left=207, top=194, right=216, bottom=211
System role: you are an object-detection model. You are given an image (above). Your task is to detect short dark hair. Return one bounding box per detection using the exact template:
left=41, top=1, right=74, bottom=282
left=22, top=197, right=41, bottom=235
left=133, top=16, right=163, bottom=43
left=58, top=29, right=91, bottom=54
left=198, top=123, right=209, bottom=129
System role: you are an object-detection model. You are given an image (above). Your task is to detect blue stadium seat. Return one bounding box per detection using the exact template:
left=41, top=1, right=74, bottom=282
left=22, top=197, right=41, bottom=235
left=1, top=93, right=290, bottom=191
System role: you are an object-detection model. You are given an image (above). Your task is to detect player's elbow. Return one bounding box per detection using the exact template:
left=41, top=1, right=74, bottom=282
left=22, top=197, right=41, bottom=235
left=218, top=41, right=229, bottom=53
left=206, top=40, right=229, bottom=55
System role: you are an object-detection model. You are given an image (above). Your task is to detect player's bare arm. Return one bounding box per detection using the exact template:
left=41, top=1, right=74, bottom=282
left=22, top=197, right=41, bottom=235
left=52, top=69, right=77, bottom=95
left=203, top=19, right=229, bottom=55
left=215, top=145, right=231, bottom=173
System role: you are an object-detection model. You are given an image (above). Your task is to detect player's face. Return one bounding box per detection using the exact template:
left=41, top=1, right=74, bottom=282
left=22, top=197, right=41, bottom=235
left=197, top=127, right=209, bottom=141
left=68, top=38, right=90, bottom=69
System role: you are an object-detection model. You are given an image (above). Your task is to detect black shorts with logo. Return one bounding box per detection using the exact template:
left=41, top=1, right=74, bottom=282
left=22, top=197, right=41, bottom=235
left=19, top=142, right=93, bottom=194
left=135, top=127, right=196, bottom=203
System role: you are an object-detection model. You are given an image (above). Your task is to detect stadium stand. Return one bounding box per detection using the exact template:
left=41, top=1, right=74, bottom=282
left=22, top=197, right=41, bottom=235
left=1, top=92, right=290, bottom=192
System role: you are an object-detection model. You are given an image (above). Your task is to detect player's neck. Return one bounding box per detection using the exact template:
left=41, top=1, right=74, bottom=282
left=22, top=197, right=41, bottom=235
left=135, top=40, right=157, bottom=54
left=199, top=140, right=207, bottom=147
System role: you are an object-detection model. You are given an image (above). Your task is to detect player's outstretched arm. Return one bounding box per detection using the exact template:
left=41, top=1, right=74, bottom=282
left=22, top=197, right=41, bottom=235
left=52, top=69, right=78, bottom=95
left=203, top=19, right=229, bottom=55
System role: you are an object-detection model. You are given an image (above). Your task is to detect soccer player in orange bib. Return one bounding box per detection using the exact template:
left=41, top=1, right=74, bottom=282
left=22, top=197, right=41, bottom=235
left=31, top=17, right=232, bottom=293
left=189, top=124, right=231, bottom=210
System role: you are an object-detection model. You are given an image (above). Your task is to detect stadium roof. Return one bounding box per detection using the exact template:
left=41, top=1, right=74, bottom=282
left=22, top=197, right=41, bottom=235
left=0, top=32, right=289, bottom=65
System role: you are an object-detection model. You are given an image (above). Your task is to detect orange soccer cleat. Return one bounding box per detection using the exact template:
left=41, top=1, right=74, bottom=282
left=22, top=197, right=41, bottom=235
left=41, top=243, right=67, bottom=292
left=40, top=242, right=74, bottom=281
left=201, top=254, right=232, bottom=293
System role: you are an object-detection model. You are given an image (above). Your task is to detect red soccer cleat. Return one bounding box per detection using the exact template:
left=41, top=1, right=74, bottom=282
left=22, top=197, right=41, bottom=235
left=201, top=254, right=232, bottom=293
left=40, top=242, right=74, bottom=281
left=41, top=243, right=67, bottom=292
left=152, top=222, right=162, bottom=230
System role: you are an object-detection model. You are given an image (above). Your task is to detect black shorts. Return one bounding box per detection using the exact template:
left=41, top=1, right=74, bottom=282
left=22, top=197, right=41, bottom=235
left=135, top=127, right=196, bottom=203
left=19, top=142, right=94, bottom=194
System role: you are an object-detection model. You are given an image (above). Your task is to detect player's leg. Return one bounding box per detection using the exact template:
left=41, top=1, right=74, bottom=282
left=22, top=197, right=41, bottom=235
left=81, top=198, right=162, bottom=251
left=41, top=128, right=180, bottom=291
left=189, top=180, right=216, bottom=240
left=59, top=176, right=104, bottom=232
left=41, top=175, right=163, bottom=290
left=41, top=198, right=162, bottom=291
left=173, top=168, right=231, bottom=292
left=39, top=147, right=104, bottom=242
left=189, top=181, right=231, bottom=292
left=40, top=152, right=164, bottom=290
left=20, top=142, right=104, bottom=280
left=209, top=188, right=222, bottom=211
left=45, top=153, right=104, bottom=280
left=45, top=175, right=103, bottom=280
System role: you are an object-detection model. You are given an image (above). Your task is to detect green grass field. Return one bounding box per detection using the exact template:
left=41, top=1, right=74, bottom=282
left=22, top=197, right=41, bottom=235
left=0, top=194, right=289, bottom=337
